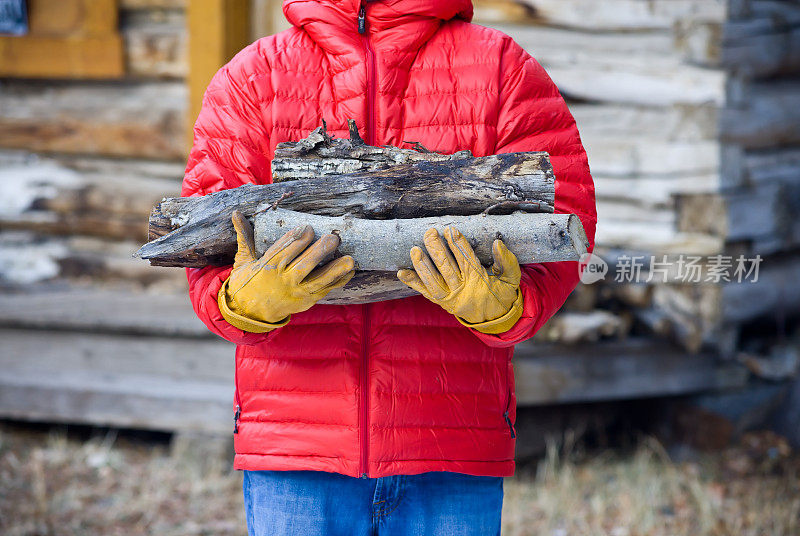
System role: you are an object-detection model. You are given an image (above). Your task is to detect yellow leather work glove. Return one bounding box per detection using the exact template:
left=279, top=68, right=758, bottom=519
left=397, top=227, right=523, bottom=335
left=218, top=210, right=355, bottom=333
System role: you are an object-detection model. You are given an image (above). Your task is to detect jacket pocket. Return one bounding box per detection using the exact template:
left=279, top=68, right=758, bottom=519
left=502, top=358, right=516, bottom=438
left=233, top=353, right=242, bottom=434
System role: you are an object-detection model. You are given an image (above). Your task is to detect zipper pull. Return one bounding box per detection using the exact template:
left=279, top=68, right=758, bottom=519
left=503, top=411, right=516, bottom=439
left=234, top=404, right=241, bottom=434
left=357, top=2, right=366, bottom=34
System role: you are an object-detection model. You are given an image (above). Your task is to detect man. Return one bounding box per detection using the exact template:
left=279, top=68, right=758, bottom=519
left=182, top=0, right=596, bottom=534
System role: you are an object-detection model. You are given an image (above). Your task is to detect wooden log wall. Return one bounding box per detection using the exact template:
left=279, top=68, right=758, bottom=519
left=0, top=0, right=190, bottom=295
left=472, top=0, right=800, bottom=355
left=0, top=0, right=796, bottom=434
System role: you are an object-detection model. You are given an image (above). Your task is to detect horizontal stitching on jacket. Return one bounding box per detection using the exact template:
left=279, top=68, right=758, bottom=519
left=243, top=419, right=356, bottom=427
left=241, top=389, right=355, bottom=395
left=373, top=390, right=501, bottom=397
left=400, top=121, right=499, bottom=129
left=369, top=356, right=503, bottom=364
left=236, top=452, right=351, bottom=459
left=400, top=88, right=499, bottom=99
left=268, top=91, right=362, bottom=105
left=238, top=356, right=359, bottom=361
left=373, top=457, right=515, bottom=463
left=248, top=63, right=360, bottom=77
left=409, top=62, right=499, bottom=73
left=372, top=424, right=508, bottom=431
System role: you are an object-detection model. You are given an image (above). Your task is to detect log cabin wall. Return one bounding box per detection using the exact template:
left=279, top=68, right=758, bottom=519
left=474, top=0, right=800, bottom=355
left=717, top=0, right=800, bottom=354
left=0, top=0, right=792, bottom=433
left=0, top=0, right=189, bottom=293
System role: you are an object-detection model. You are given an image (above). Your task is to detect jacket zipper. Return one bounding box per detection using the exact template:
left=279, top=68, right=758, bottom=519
left=358, top=1, right=375, bottom=479
left=234, top=355, right=242, bottom=434
left=359, top=1, right=377, bottom=146
left=360, top=302, right=371, bottom=478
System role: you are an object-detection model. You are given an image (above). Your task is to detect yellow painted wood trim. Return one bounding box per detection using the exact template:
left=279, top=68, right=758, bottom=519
left=0, top=35, right=124, bottom=79
left=187, top=0, right=250, bottom=147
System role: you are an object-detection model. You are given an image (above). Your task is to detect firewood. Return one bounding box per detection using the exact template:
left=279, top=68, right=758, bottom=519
left=141, top=120, right=558, bottom=266
left=251, top=208, right=588, bottom=271
left=135, top=121, right=589, bottom=303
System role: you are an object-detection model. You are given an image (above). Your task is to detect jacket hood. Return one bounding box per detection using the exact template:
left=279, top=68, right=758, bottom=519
left=283, top=0, right=474, bottom=56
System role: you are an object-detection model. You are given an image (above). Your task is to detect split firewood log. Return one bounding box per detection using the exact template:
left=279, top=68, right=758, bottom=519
left=136, top=120, right=588, bottom=304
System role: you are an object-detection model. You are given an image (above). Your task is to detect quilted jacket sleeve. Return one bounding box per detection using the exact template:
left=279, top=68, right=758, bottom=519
left=470, top=38, right=597, bottom=348
left=181, top=48, right=278, bottom=346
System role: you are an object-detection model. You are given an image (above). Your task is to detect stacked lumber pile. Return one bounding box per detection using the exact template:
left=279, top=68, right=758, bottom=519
left=475, top=0, right=800, bottom=354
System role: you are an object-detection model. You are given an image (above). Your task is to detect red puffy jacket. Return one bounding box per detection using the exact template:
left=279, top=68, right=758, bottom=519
left=183, top=0, right=596, bottom=478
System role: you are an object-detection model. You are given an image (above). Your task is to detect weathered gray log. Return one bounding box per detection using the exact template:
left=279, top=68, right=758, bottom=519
left=147, top=119, right=554, bottom=244
left=322, top=272, right=414, bottom=304
left=270, top=119, right=478, bottom=182
left=147, top=153, right=555, bottom=243
left=253, top=208, right=588, bottom=270
left=141, top=124, right=556, bottom=266
left=251, top=208, right=587, bottom=304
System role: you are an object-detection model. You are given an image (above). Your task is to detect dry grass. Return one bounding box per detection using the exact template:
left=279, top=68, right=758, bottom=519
left=1, top=423, right=798, bottom=536
left=503, top=434, right=800, bottom=536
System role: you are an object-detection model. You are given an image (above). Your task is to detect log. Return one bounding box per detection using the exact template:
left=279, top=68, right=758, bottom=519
left=136, top=122, right=576, bottom=303
left=251, top=209, right=588, bottom=271
left=0, top=80, right=186, bottom=160
left=147, top=128, right=554, bottom=242
left=269, top=120, right=480, bottom=182
left=137, top=208, right=588, bottom=304
left=143, top=121, right=555, bottom=264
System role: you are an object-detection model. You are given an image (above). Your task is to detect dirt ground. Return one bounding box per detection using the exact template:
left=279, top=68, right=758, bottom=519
left=1, top=421, right=798, bottom=536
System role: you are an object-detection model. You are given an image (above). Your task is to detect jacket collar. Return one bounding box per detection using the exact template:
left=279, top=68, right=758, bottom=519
left=283, top=0, right=473, bottom=57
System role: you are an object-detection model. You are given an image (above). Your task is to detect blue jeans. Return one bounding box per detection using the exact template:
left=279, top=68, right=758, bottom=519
left=242, top=470, right=504, bottom=536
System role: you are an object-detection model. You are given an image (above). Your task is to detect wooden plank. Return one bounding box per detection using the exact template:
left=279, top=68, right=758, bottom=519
left=512, top=338, right=748, bottom=405
left=0, top=328, right=232, bottom=382
left=0, top=36, right=124, bottom=79
left=721, top=80, right=800, bottom=149
left=187, top=0, right=250, bottom=143
left=583, top=139, right=720, bottom=178
left=508, top=0, right=727, bottom=30
left=0, top=0, right=124, bottom=79
left=0, top=81, right=186, bottom=159
left=121, top=0, right=186, bottom=9
left=0, top=288, right=209, bottom=337
left=0, top=327, right=233, bottom=434
left=0, top=328, right=747, bottom=433
left=596, top=221, right=723, bottom=256
left=722, top=253, right=800, bottom=325
left=0, top=157, right=179, bottom=241
left=723, top=17, right=800, bottom=77
left=0, top=232, right=187, bottom=287
left=26, top=0, right=118, bottom=37
left=490, top=22, right=726, bottom=106
left=570, top=104, right=719, bottom=143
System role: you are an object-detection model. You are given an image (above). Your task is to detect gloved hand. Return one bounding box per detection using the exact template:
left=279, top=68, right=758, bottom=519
left=397, top=227, right=523, bottom=334
left=218, top=210, right=355, bottom=333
